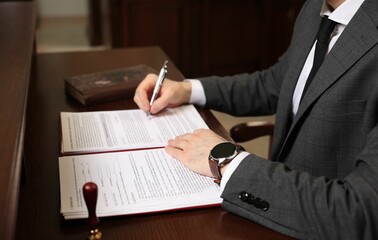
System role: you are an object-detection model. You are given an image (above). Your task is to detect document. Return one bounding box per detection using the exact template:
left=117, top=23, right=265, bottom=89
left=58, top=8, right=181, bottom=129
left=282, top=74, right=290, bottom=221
left=59, top=104, right=221, bottom=219
left=60, top=104, right=209, bottom=154
left=59, top=149, right=221, bottom=219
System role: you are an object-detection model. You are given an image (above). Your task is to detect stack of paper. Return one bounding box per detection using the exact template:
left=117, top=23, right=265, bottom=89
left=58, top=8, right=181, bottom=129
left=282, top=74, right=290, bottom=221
left=58, top=105, right=222, bottom=219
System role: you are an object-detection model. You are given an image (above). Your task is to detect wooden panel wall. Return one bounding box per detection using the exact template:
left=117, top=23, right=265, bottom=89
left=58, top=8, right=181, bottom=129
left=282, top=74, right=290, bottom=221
left=95, top=0, right=303, bottom=77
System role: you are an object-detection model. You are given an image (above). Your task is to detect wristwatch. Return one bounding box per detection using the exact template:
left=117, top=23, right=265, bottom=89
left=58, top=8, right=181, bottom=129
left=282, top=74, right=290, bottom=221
left=208, top=142, right=243, bottom=181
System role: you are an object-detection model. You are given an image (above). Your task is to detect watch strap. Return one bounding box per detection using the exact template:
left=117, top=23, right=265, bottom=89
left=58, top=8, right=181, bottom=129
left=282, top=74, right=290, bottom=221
left=209, top=157, right=222, bottom=180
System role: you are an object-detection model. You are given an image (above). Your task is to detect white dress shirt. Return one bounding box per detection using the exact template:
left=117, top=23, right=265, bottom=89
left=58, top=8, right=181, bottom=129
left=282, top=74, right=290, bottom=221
left=292, top=0, right=365, bottom=115
left=187, top=0, right=365, bottom=192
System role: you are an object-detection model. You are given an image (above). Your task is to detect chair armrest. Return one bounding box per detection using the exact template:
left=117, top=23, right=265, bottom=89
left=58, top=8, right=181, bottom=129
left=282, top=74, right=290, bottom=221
left=230, top=121, right=274, bottom=142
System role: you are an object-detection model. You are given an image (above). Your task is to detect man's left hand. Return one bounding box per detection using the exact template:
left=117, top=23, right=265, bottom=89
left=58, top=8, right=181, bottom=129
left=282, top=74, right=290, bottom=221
left=165, top=129, right=227, bottom=177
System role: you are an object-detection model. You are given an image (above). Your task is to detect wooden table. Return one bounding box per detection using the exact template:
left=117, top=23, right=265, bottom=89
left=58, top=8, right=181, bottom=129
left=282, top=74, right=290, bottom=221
left=0, top=2, right=36, bottom=239
left=15, top=47, right=293, bottom=240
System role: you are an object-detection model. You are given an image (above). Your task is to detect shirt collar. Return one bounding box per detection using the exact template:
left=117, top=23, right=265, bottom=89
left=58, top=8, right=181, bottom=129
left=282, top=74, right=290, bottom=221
left=320, top=0, right=365, bottom=25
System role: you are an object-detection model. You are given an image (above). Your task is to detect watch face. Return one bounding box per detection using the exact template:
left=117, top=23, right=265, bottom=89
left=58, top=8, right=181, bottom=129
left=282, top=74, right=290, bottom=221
left=211, top=142, right=237, bottom=159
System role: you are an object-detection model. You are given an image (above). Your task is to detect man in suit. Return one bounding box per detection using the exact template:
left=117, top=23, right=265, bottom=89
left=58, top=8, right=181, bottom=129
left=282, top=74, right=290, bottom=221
left=134, top=0, right=378, bottom=239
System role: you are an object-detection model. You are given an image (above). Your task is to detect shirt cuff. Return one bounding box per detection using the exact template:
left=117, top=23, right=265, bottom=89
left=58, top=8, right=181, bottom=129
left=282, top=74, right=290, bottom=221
left=184, top=79, right=206, bottom=107
left=220, top=151, right=250, bottom=192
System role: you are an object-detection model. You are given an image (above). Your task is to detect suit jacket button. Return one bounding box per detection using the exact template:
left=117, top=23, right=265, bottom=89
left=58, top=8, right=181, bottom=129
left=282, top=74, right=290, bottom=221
left=239, top=191, right=250, bottom=201
left=261, top=200, right=269, bottom=211
left=246, top=195, right=255, bottom=204
left=254, top=197, right=260, bottom=205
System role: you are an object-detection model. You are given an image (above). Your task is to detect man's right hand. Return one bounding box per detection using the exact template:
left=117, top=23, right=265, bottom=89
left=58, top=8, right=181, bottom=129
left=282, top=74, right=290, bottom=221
left=133, top=73, right=192, bottom=115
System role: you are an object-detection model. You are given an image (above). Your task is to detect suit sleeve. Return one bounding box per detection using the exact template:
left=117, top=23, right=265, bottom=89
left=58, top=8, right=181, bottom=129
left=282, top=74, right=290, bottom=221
left=198, top=50, right=291, bottom=116
left=221, top=124, right=378, bottom=240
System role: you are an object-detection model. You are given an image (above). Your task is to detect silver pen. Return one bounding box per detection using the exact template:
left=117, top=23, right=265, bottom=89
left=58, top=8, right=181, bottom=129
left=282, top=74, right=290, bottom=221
left=147, top=60, right=168, bottom=116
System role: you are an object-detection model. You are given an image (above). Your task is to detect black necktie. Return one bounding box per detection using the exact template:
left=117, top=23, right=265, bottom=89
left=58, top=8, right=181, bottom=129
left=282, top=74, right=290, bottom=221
left=301, top=16, right=337, bottom=98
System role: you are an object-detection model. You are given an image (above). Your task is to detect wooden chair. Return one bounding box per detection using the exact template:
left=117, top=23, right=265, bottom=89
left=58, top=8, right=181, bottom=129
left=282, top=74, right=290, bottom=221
left=230, top=120, right=275, bottom=158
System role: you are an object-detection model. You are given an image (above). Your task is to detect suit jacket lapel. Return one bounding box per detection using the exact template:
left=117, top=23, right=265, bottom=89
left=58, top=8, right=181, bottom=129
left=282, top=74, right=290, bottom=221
left=295, top=8, right=378, bottom=120
left=296, top=7, right=378, bottom=123
left=274, top=0, right=378, bottom=161
left=271, top=4, right=321, bottom=161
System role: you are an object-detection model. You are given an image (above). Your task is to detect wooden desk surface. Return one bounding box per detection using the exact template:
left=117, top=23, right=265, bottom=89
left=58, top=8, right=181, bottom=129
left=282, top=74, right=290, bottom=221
left=16, top=47, right=292, bottom=240
left=0, top=2, right=36, bottom=239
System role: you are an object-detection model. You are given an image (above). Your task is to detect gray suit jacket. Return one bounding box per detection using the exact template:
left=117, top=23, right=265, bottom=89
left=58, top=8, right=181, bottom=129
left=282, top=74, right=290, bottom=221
left=199, top=0, right=378, bottom=239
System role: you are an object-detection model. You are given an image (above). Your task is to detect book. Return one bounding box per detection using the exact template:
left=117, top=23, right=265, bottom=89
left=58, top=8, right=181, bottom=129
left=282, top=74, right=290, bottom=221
left=64, top=65, right=156, bottom=106
left=59, top=105, right=222, bottom=219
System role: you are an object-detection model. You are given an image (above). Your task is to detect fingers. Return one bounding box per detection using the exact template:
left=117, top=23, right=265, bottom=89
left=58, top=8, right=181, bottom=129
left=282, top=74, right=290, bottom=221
left=167, top=137, right=187, bottom=150
left=134, top=73, right=157, bottom=112
left=165, top=137, right=191, bottom=168
left=164, top=129, right=226, bottom=177
left=165, top=133, right=195, bottom=161
left=148, top=80, right=179, bottom=114
left=165, top=144, right=184, bottom=161
left=134, top=77, right=193, bottom=115
left=149, top=94, right=169, bottom=114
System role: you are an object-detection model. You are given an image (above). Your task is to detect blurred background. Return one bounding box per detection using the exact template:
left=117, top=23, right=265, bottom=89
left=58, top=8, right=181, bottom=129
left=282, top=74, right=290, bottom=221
left=36, top=0, right=100, bottom=53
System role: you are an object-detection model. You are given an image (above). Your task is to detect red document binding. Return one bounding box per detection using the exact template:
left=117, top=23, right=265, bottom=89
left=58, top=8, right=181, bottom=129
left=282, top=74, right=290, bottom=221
left=58, top=105, right=222, bottom=219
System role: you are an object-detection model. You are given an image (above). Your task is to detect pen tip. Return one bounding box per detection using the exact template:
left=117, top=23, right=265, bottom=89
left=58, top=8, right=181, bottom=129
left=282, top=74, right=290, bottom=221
left=146, top=110, right=151, bottom=117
